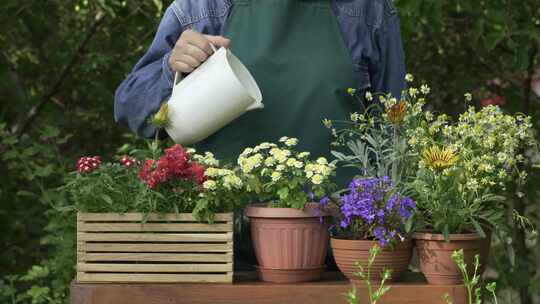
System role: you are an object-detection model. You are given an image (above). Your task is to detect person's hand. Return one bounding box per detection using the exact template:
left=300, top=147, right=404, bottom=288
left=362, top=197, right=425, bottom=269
left=169, top=30, right=230, bottom=73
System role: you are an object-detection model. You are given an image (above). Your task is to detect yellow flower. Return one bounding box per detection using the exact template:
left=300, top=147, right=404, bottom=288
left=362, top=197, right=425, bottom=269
left=311, top=174, right=323, bottom=185
left=405, top=74, right=414, bottom=82
left=420, top=84, right=431, bottom=95
left=265, top=156, right=276, bottom=166
left=203, top=180, right=217, bottom=191
left=204, top=168, right=220, bottom=178
left=285, top=138, right=298, bottom=147
left=152, top=102, right=170, bottom=129
left=347, top=88, right=356, bottom=96
left=286, top=158, right=297, bottom=167
left=365, top=91, right=373, bottom=101
left=387, top=101, right=407, bottom=125
left=271, top=171, right=282, bottom=182
left=464, top=93, right=473, bottom=102
left=422, top=146, right=459, bottom=171
left=316, top=157, right=328, bottom=165
left=298, top=152, right=310, bottom=158
left=322, top=119, right=332, bottom=128
left=241, top=147, right=253, bottom=156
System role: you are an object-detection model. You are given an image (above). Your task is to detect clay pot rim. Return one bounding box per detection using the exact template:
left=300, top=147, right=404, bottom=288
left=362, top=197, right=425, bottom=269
left=412, top=230, right=484, bottom=241
left=244, top=202, right=325, bottom=218
left=331, top=237, right=412, bottom=250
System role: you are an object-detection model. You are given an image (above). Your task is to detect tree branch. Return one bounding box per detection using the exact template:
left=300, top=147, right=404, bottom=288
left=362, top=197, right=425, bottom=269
left=10, top=12, right=106, bottom=136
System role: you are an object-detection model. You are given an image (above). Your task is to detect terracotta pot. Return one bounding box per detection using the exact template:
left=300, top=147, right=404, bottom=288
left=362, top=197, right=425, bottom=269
left=413, top=231, right=490, bottom=285
left=245, top=203, right=329, bottom=283
left=331, top=238, right=413, bottom=282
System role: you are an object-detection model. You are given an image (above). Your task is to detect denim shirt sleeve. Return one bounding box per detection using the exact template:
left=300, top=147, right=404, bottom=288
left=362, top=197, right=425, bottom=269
left=114, top=4, right=182, bottom=138
left=369, top=6, right=406, bottom=99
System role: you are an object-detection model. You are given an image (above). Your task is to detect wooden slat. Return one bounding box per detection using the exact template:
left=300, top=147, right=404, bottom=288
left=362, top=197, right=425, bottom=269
left=77, top=263, right=233, bottom=273
left=78, top=232, right=233, bottom=242
left=79, top=222, right=232, bottom=232
left=79, top=252, right=233, bottom=262
left=78, top=213, right=233, bottom=222
left=81, top=243, right=232, bottom=253
left=76, top=272, right=233, bottom=283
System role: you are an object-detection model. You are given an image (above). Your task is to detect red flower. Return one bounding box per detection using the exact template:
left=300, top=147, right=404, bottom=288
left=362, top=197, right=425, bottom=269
left=138, top=144, right=207, bottom=188
left=77, top=156, right=101, bottom=173
left=481, top=95, right=506, bottom=107
left=188, top=162, right=207, bottom=185
left=120, top=155, right=137, bottom=167
left=139, top=159, right=155, bottom=182
left=163, top=144, right=190, bottom=176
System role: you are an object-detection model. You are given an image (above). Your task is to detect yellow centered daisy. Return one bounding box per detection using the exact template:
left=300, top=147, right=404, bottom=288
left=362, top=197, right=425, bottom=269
left=387, top=100, right=407, bottom=125
left=422, top=146, right=458, bottom=171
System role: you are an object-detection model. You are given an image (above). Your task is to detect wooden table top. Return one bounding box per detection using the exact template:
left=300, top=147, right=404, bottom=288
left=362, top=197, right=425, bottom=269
left=70, top=272, right=467, bottom=304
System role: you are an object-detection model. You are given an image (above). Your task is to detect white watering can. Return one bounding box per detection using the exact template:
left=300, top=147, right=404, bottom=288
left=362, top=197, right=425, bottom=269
left=165, top=46, right=263, bottom=145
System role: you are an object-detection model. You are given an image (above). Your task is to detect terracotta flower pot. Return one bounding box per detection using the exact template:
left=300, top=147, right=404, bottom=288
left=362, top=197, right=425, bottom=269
left=413, top=231, right=490, bottom=285
left=331, top=238, right=413, bottom=282
left=245, top=203, right=329, bottom=283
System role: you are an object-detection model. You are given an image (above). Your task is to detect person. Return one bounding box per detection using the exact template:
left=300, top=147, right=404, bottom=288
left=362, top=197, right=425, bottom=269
left=115, top=0, right=406, bottom=169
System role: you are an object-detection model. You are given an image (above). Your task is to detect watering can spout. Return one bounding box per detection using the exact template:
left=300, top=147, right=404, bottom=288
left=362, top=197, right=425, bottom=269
left=246, top=99, right=264, bottom=111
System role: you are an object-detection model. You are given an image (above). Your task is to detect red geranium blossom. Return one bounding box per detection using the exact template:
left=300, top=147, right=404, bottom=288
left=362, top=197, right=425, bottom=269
left=77, top=156, right=101, bottom=173
left=188, top=162, right=207, bottom=185
left=481, top=95, right=506, bottom=107
left=138, top=144, right=206, bottom=188
left=139, top=159, right=155, bottom=182
left=120, top=155, right=137, bottom=167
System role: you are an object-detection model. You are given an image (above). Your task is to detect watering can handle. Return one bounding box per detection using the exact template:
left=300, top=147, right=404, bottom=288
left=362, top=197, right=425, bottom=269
left=171, top=43, right=218, bottom=96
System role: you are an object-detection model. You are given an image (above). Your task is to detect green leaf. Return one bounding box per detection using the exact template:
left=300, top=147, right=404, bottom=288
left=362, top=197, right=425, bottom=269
left=100, top=194, right=113, bottom=206
left=471, top=219, right=486, bottom=238
left=277, top=187, right=289, bottom=200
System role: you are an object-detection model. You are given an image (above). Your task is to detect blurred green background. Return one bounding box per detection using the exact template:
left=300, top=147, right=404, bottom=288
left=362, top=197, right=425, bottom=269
left=0, top=1, right=539, bottom=303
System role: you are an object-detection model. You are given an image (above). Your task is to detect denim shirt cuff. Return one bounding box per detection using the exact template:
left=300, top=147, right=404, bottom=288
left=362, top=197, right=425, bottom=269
left=162, top=51, right=175, bottom=88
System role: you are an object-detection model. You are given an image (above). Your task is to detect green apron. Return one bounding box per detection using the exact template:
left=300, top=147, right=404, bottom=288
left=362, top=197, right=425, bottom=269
left=198, top=0, right=360, bottom=269
left=197, top=0, right=359, bottom=180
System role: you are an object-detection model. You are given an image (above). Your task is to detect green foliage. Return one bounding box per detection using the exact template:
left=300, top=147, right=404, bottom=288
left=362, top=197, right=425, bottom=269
left=58, top=148, right=244, bottom=223
left=394, top=2, right=540, bottom=300
left=346, top=245, right=392, bottom=304
left=444, top=250, right=499, bottom=304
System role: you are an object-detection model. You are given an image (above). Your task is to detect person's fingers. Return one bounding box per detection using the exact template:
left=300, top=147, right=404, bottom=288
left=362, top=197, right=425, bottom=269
left=178, top=54, right=200, bottom=69
left=185, top=31, right=214, bottom=55
left=184, top=44, right=209, bottom=62
left=204, top=35, right=231, bottom=48
left=171, top=61, right=194, bottom=73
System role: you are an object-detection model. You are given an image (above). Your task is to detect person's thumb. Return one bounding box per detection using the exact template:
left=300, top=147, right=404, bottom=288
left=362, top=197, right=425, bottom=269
left=204, top=35, right=231, bottom=48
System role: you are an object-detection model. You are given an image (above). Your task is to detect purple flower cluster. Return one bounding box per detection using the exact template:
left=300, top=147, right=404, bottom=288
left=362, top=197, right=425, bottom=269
left=337, top=177, right=416, bottom=246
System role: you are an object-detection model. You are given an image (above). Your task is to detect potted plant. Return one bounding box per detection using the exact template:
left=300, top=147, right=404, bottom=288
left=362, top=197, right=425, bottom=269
left=405, top=90, right=538, bottom=284
left=321, top=177, right=415, bottom=282
left=321, top=82, right=424, bottom=283
left=240, top=137, right=336, bottom=283
left=61, top=106, right=246, bottom=283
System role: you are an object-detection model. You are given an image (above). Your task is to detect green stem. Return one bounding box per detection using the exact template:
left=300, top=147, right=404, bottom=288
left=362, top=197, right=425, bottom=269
left=367, top=255, right=373, bottom=304
left=153, top=129, right=160, bottom=159
left=491, top=290, right=499, bottom=304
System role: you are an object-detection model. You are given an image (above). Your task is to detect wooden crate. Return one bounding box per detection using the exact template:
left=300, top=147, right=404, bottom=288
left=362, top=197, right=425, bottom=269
left=76, top=212, right=234, bottom=283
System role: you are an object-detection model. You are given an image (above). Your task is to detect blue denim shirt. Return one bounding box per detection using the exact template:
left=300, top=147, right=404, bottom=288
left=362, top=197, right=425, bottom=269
left=115, top=0, right=406, bottom=138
